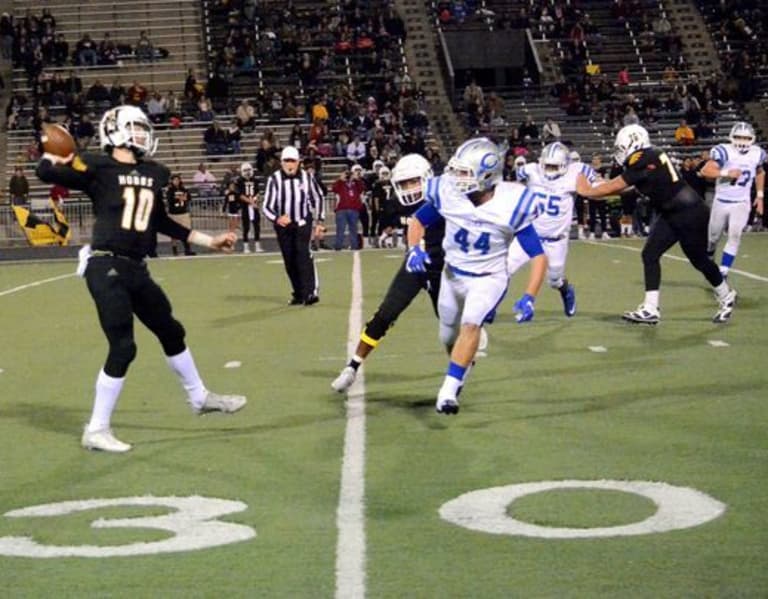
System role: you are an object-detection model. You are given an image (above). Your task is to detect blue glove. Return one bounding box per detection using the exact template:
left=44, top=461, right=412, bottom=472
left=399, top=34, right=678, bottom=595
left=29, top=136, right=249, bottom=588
left=513, top=293, right=536, bottom=323
left=405, top=245, right=431, bottom=273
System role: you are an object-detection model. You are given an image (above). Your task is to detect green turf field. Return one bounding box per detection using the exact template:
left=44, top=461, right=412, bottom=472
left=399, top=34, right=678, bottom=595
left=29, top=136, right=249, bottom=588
left=1, top=237, right=767, bottom=598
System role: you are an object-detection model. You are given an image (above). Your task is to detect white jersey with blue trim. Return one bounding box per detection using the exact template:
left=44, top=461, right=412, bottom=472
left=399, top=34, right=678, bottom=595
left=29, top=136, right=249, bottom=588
left=517, top=161, right=597, bottom=238
left=425, top=176, right=537, bottom=275
left=709, top=143, right=766, bottom=202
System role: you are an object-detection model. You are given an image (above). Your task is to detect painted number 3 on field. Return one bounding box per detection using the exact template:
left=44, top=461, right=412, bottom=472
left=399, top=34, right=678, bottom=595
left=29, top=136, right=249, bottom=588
left=0, top=496, right=256, bottom=558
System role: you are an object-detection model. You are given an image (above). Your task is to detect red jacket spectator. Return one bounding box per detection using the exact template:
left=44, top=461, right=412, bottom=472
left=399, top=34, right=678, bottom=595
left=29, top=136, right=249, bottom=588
left=332, top=176, right=365, bottom=211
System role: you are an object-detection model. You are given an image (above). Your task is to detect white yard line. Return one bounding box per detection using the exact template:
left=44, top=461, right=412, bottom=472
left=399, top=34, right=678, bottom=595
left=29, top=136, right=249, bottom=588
left=0, top=272, right=74, bottom=297
left=335, top=250, right=367, bottom=599
left=587, top=240, right=768, bottom=283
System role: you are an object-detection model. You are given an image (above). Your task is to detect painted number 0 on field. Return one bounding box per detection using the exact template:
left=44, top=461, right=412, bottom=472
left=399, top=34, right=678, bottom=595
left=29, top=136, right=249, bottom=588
left=439, top=480, right=726, bottom=539
left=0, top=496, right=256, bottom=558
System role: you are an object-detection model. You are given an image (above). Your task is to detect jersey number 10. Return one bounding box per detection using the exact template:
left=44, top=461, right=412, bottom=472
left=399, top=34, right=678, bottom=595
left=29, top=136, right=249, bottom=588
left=121, top=187, right=155, bottom=232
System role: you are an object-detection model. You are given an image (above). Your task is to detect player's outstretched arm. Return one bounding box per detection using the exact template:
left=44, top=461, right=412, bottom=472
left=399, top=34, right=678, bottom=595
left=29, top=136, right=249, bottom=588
left=189, top=230, right=237, bottom=253
left=700, top=159, right=741, bottom=180
left=575, top=173, right=627, bottom=199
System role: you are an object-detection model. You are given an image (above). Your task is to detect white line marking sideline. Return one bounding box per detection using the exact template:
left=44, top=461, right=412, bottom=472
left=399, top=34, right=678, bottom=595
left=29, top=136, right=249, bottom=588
left=335, top=250, right=367, bottom=599
left=0, top=273, right=75, bottom=297
left=587, top=240, right=768, bottom=283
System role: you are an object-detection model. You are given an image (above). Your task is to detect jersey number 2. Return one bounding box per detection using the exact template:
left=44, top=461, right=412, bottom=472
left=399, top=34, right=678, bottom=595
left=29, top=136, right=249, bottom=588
left=121, top=187, right=154, bottom=232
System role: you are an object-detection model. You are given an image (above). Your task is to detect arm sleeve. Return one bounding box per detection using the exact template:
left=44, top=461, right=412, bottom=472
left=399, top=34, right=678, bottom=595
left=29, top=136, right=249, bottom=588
left=620, top=163, right=648, bottom=188
left=516, top=223, right=544, bottom=258
left=36, top=155, right=93, bottom=191
left=308, top=172, right=325, bottom=221
left=262, top=174, right=279, bottom=221
left=412, top=202, right=442, bottom=227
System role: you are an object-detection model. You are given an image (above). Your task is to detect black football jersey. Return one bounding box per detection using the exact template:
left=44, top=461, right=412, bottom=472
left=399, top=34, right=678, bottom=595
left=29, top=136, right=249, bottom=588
left=37, top=153, right=188, bottom=259
left=236, top=176, right=259, bottom=203
left=621, top=147, right=702, bottom=212
left=166, top=185, right=190, bottom=215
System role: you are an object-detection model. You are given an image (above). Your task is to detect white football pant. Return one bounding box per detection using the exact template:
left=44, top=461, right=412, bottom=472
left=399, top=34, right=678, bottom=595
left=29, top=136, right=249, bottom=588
left=508, top=237, right=569, bottom=288
left=708, top=200, right=750, bottom=258
left=437, top=268, right=508, bottom=347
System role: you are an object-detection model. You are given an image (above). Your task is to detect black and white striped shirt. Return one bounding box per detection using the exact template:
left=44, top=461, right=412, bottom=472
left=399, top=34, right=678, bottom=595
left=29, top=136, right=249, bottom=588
left=262, top=169, right=325, bottom=224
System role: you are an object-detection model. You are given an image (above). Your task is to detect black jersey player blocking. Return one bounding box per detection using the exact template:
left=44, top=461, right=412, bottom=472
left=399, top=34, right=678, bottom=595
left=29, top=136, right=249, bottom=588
left=37, top=105, right=246, bottom=453
left=576, top=124, right=737, bottom=324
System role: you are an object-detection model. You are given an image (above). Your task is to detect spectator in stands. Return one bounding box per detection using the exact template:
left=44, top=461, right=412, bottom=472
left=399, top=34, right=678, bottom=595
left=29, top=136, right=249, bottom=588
left=617, top=65, right=631, bottom=87
left=109, top=78, right=125, bottom=106
left=653, top=14, right=673, bottom=52
left=518, top=115, right=539, bottom=140
left=623, top=106, right=640, bottom=126
left=198, top=95, right=214, bottom=121
left=255, top=136, right=280, bottom=176
left=147, top=92, right=167, bottom=124
left=0, top=13, right=13, bottom=60
left=204, top=121, right=229, bottom=155
left=185, top=68, right=203, bottom=100
left=75, top=33, right=98, bottom=66
left=542, top=117, right=562, bottom=142
left=166, top=90, right=182, bottom=123
left=53, top=33, right=69, bottom=66
left=235, top=99, right=256, bottom=131
left=135, top=30, right=154, bottom=62
left=193, top=162, right=218, bottom=198
left=289, top=123, right=308, bottom=152
left=86, top=79, right=111, bottom=109
left=126, top=80, right=148, bottom=109
left=99, top=33, right=119, bottom=66
left=674, top=119, right=696, bottom=146
left=75, top=114, right=96, bottom=150
left=227, top=121, right=242, bottom=154
left=463, top=78, right=484, bottom=114
left=50, top=183, right=70, bottom=210
left=9, top=166, right=29, bottom=206
left=346, top=135, right=366, bottom=165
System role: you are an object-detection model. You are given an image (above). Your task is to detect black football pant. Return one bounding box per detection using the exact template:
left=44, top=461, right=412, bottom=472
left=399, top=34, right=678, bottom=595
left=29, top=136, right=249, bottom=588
left=274, top=220, right=317, bottom=301
left=363, top=259, right=443, bottom=342
left=85, top=256, right=186, bottom=378
left=641, top=203, right=723, bottom=291
left=240, top=204, right=260, bottom=242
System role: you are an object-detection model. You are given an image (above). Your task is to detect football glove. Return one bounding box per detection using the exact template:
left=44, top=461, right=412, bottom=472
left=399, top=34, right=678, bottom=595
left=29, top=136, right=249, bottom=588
left=513, top=293, right=536, bottom=323
left=405, top=245, right=431, bottom=273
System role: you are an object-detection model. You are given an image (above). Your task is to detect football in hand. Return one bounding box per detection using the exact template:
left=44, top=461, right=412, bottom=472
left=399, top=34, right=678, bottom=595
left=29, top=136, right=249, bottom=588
left=41, top=123, right=76, bottom=158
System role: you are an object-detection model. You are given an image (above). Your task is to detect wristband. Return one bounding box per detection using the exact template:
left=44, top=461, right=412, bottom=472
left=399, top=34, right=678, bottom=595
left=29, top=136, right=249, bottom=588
left=189, top=230, right=214, bottom=248
left=719, top=168, right=730, bottom=178
left=757, top=191, right=764, bottom=198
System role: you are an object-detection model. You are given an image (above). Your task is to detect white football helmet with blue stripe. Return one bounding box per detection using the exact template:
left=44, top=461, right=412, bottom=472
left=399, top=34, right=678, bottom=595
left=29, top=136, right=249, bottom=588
left=729, top=122, right=755, bottom=153
left=446, top=137, right=504, bottom=194
left=539, top=142, right=570, bottom=180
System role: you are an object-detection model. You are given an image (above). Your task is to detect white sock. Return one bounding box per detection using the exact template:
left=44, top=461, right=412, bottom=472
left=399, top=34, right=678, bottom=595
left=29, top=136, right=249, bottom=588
left=713, top=281, right=730, bottom=300
left=87, top=369, right=125, bottom=432
left=644, top=290, right=660, bottom=310
left=438, top=375, right=462, bottom=400
left=166, top=348, right=207, bottom=409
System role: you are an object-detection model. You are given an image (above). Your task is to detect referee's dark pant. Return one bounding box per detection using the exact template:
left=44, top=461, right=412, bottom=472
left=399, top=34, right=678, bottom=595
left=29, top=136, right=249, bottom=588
left=274, top=218, right=318, bottom=304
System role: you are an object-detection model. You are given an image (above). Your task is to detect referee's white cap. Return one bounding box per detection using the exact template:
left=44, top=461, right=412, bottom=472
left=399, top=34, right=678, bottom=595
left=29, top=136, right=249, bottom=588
left=281, top=146, right=299, bottom=161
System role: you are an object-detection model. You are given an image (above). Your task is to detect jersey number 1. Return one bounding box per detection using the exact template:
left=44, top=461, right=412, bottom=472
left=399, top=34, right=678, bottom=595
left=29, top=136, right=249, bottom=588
left=659, top=153, right=679, bottom=183
left=121, top=187, right=155, bottom=232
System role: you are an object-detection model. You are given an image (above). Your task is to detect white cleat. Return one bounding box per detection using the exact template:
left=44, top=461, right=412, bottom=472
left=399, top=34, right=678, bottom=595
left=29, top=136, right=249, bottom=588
left=713, top=289, right=737, bottom=324
left=194, top=391, right=247, bottom=414
left=331, top=366, right=357, bottom=393
left=81, top=428, right=132, bottom=453
left=436, top=396, right=460, bottom=415
left=622, top=304, right=660, bottom=325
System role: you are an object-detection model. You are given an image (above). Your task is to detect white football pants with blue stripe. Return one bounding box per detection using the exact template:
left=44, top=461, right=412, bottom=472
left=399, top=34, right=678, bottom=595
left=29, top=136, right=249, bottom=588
left=437, top=268, right=508, bottom=347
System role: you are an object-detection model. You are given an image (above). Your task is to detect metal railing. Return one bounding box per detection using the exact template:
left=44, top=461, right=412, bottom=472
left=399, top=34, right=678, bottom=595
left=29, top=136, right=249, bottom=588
left=0, top=194, right=341, bottom=247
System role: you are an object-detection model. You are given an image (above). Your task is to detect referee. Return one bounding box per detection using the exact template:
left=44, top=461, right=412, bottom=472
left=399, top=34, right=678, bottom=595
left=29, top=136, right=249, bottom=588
left=263, top=146, right=326, bottom=305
